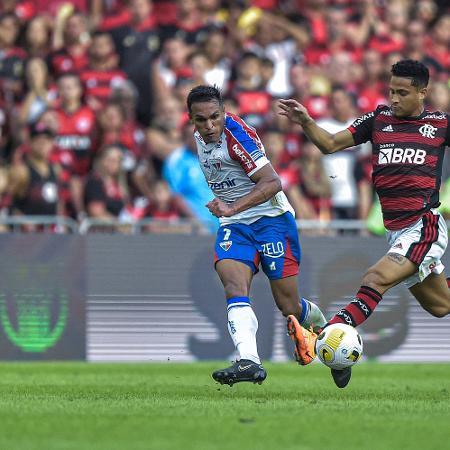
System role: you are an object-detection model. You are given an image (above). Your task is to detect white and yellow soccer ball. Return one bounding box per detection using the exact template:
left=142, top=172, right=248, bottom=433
left=315, top=323, right=363, bottom=370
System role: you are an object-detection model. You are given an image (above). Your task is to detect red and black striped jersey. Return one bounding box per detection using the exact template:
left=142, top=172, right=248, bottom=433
left=79, top=68, right=127, bottom=107
left=347, top=105, right=450, bottom=230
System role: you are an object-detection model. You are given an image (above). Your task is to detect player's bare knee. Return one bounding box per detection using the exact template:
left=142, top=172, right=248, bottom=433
left=223, top=280, right=248, bottom=298
left=428, top=304, right=450, bottom=318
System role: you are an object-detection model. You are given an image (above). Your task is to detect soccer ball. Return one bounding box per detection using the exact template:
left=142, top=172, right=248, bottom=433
left=315, top=323, right=363, bottom=370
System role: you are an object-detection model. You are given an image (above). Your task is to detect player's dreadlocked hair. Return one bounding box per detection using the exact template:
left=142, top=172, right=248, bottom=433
left=187, top=85, right=223, bottom=113
left=391, top=59, right=429, bottom=89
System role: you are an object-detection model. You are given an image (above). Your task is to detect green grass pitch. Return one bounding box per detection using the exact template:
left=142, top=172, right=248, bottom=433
left=0, top=362, right=449, bottom=450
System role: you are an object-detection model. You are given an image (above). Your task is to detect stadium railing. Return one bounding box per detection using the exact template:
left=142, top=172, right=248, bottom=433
left=5, top=216, right=449, bottom=234
left=0, top=215, right=79, bottom=233
left=78, top=217, right=210, bottom=234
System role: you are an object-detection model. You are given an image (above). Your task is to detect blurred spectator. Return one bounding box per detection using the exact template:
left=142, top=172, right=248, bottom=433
left=144, top=178, right=188, bottom=220
left=79, top=31, right=127, bottom=111
left=304, top=6, right=362, bottom=66
left=427, top=81, right=450, bottom=112
left=109, top=79, right=139, bottom=123
left=427, top=15, right=450, bottom=73
left=187, top=50, right=210, bottom=86
left=200, top=27, right=230, bottom=90
left=157, top=36, right=192, bottom=90
left=84, top=144, right=130, bottom=218
left=413, top=0, right=438, bottom=26
left=162, top=123, right=218, bottom=231
left=368, top=0, right=408, bottom=55
left=404, top=20, right=443, bottom=76
left=289, top=62, right=328, bottom=120
left=0, top=13, right=26, bottom=102
left=96, top=101, right=146, bottom=197
left=358, top=49, right=388, bottom=113
left=18, top=57, right=56, bottom=127
left=247, top=11, right=309, bottom=96
left=52, top=72, right=97, bottom=216
left=0, top=0, right=445, bottom=232
left=297, top=139, right=332, bottom=221
left=50, top=10, right=90, bottom=75
left=9, top=124, right=61, bottom=216
left=263, top=128, right=318, bottom=220
left=134, top=95, right=184, bottom=199
left=146, top=94, right=184, bottom=161
left=107, top=0, right=161, bottom=125
left=231, top=51, right=271, bottom=128
left=159, top=0, right=205, bottom=46
left=23, top=15, right=51, bottom=58
left=317, top=86, right=372, bottom=220
left=326, top=51, right=359, bottom=93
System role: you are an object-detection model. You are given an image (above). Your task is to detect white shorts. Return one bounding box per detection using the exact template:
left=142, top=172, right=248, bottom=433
left=386, top=209, right=448, bottom=288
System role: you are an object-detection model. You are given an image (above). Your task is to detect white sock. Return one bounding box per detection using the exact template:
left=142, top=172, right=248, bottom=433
left=227, top=297, right=260, bottom=364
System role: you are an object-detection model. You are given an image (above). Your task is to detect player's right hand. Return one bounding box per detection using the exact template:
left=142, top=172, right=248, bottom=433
left=278, top=99, right=311, bottom=126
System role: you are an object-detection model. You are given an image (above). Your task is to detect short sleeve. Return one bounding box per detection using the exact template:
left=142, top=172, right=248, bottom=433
left=347, top=110, right=376, bottom=146
left=225, top=113, right=269, bottom=177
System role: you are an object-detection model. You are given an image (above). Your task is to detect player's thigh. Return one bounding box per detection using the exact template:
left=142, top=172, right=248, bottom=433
left=269, top=275, right=301, bottom=316
left=364, top=253, right=417, bottom=291
left=215, top=259, right=253, bottom=298
left=409, top=272, right=450, bottom=317
left=256, top=212, right=301, bottom=280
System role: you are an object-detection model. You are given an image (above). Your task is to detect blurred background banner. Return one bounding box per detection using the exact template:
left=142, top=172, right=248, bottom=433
left=87, top=234, right=450, bottom=363
left=0, top=235, right=86, bottom=360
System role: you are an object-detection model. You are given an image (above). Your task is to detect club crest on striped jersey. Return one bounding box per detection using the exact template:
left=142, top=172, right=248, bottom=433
left=220, top=241, right=232, bottom=251
left=418, top=124, right=437, bottom=139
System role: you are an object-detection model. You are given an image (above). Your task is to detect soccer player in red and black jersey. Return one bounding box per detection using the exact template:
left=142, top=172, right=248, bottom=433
left=279, top=59, right=450, bottom=388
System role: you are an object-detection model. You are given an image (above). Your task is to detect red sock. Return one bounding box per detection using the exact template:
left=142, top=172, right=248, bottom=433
left=327, top=286, right=382, bottom=328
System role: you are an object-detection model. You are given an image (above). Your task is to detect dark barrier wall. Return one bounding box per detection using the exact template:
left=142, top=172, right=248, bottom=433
left=0, top=233, right=447, bottom=361
left=0, top=235, right=86, bottom=359
left=87, top=234, right=450, bottom=362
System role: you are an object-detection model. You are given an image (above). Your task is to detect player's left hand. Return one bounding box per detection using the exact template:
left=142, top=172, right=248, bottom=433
left=206, top=198, right=236, bottom=217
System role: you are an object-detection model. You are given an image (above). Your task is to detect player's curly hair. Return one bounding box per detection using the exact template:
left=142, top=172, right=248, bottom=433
left=391, top=59, right=429, bottom=88
left=187, top=85, right=223, bottom=113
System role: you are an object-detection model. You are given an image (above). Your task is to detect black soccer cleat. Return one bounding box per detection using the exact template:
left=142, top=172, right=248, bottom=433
left=212, top=359, right=267, bottom=386
left=331, top=367, right=352, bottom=388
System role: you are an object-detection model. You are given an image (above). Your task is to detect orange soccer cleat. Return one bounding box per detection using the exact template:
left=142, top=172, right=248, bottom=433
left=287, top=315, right=317, bottom=365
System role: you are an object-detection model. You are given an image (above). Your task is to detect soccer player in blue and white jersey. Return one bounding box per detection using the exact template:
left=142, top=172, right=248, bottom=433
left=187, top=85, right=326, bottom=386
left=280, top=59, right=450, bottom=388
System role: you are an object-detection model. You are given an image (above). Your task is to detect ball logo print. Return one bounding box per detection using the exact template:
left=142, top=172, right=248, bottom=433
left=315, top=324, right=363, bottom=370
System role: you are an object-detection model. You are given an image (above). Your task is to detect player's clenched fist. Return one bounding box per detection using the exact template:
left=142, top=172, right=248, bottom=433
left=206, top=198, right=235, bottom=218
left=278, top=99, right=311, bottom=126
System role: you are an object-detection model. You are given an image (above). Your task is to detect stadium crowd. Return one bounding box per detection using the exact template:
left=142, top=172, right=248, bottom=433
left=0, top=0, right=448, bottom=232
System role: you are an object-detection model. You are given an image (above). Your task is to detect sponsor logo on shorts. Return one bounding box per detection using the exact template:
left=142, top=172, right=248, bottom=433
left=262, top=241, right=285, bottom=258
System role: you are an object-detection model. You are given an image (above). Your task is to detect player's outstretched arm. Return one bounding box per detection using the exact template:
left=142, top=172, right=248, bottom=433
left=278, top=99, right=354, bottom=154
